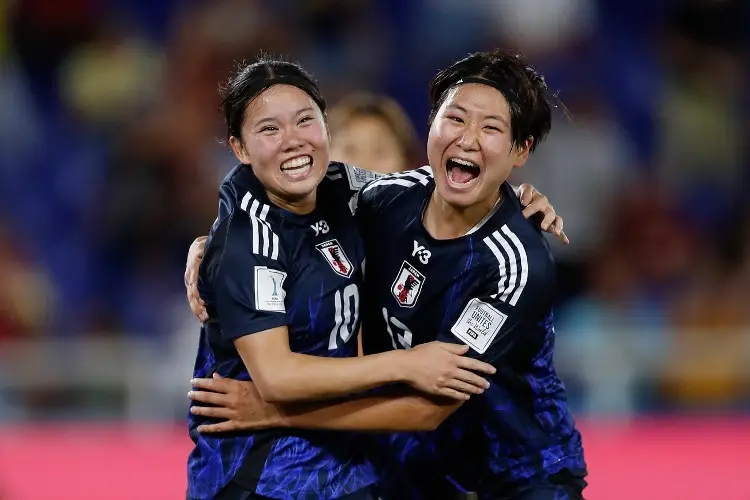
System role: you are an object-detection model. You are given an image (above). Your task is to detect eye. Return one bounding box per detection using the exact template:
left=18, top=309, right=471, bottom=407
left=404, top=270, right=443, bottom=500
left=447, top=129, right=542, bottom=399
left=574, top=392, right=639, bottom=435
left=259, top=125, right=278, bottom=133
left=446, top=115, right=463, bottom=123
left=298, top=116, right=314, bottom=125
left=484, top=125, right=501, bottom=132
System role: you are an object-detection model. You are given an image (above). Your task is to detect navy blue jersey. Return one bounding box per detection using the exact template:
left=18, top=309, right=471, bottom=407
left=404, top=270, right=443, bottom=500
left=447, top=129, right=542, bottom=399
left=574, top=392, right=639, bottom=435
left=356, top=167, right=587, bottom=499
left=187, top=162, right=379, bottom=500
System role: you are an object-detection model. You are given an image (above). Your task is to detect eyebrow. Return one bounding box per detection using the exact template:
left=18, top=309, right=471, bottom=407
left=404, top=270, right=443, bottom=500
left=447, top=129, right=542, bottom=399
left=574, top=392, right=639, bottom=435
left=446, top=104, right=509, bottom=126
left=254, top=107, right=316, bottom=127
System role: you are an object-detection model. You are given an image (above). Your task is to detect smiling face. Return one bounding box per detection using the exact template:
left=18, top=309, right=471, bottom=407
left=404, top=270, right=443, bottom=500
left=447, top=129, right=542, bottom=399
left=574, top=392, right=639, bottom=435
left=427, top=83, right=531, bottom=209
left=229, top=84, right=330, bottom=211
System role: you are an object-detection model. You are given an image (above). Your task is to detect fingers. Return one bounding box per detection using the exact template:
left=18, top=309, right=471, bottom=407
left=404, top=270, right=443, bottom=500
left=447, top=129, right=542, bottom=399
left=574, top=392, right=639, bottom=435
left=457, top=357, right=497, bottom=375
left=444, top=377, right=487, bottom=396
left=522, top=197, right=552, bottom=221
left=540, top=208, right=557, bottom=231
left=517, top=184, right=535, bottom=206
left=550, top=217, right=569, bottom=244
left=198, top=421, right=238, bottom=433
left=188, top=390, right=227, bottom=406
left=190, top=405, right=232, bottom=419
left=189, top=295, right=208, bottom=323
left=437, top=388, right=471, bottom=401
left=434, top=342, right=470, bottom=355
left=452, top=369, right=491, bottom=391
left=190, top=377, right=231, bottom=393
left=559, top=230, right=570, bottom=245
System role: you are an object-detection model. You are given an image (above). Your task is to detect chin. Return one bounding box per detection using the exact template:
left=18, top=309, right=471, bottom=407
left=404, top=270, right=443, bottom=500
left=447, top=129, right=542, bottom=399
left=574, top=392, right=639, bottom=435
left=435, top=175, right=483, bottom=208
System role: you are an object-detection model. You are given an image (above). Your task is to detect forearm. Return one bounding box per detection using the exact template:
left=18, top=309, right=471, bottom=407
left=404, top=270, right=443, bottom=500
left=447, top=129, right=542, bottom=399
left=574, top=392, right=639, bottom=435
left=253, top=349, right=409, bottom=403
left=273, top=391, right=459, bottom=432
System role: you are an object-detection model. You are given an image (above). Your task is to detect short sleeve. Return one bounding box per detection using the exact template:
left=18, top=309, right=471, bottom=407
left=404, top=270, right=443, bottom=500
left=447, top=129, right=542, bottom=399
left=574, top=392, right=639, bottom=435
left=436, top=247, right=554, bottom=365
left=204, top=210, right=290, bottom=341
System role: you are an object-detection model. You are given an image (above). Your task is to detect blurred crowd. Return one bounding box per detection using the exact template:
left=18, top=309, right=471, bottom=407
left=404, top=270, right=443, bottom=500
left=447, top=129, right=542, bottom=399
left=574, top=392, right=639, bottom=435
left=0, top=0, right=747, bottom=420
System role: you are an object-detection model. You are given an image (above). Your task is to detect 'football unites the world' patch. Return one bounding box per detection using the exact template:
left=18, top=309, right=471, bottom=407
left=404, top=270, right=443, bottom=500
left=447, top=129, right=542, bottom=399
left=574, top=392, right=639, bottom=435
left=451, top=298, right=507, bottom=353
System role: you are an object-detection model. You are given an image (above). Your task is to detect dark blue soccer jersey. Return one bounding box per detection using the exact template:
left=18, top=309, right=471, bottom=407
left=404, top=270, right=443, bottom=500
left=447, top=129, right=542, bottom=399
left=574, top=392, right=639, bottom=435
left=187, top=162, right=379, bottom=500
left=356, top=167, right=587, bottom=499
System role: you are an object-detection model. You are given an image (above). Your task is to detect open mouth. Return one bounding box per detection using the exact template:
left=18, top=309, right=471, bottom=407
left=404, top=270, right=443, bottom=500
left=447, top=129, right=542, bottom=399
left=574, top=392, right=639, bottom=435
left=280, top=155, right=313, bottom=179
left=446, top=157, right=480, bottom=187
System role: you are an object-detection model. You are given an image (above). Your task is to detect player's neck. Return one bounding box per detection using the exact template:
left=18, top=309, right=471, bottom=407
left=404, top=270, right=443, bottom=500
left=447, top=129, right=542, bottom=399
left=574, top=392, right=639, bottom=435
left=266, top=191, right=317, bottom=215
left=424, top=190, right=502, bottom=240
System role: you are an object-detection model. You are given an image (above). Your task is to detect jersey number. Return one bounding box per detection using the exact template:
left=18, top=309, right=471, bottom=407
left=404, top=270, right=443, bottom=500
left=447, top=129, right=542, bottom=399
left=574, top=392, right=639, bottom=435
left=382, top=308, right=413, bottom=349
left=329, top=284, right=359, bottom=349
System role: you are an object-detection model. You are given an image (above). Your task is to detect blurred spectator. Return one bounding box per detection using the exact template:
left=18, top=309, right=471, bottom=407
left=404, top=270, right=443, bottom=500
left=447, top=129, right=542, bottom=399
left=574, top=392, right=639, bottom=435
left=329, top=92, right=418, bottom=173
left=0, top=224, right=55, bottom=341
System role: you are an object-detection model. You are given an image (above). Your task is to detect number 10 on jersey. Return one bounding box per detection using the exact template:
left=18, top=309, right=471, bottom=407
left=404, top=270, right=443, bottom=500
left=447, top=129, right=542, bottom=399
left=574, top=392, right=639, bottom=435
left=329, top=283, right=359, bottom=349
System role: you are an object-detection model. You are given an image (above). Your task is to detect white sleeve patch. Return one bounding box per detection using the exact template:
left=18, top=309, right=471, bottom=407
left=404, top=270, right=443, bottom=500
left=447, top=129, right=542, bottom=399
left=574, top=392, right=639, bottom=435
left=254, top=266, right=287, bottom=312
left=450, top=298, right=508, bottom=354
left=344, top=163, right=382, bottom=191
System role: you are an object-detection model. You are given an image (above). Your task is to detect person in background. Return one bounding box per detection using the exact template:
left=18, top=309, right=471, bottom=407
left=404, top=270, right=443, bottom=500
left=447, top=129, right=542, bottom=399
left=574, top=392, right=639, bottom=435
left=329, top=92, right=418, bottom=174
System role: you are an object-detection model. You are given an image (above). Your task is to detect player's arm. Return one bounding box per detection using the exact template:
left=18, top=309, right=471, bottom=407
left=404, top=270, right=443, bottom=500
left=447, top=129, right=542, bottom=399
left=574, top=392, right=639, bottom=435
left=232, top=326, right=491, bottom=403
left=209, top=215, right=494, bottom=404
left=191, top=374, right=460, bottom=432
left=193, top=260, right=544, bottom=433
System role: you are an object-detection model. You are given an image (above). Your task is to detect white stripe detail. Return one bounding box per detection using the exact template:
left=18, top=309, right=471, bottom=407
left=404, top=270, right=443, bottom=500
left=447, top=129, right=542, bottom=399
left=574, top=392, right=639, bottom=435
left=493, top=230, right=517, bottom=303
left=417, top=165, right=433, bottom=176
left=238, top=191, right=280, bottom=260
left=362, top=177, right=415, bottom=193
left=386, top=169, right=431, bottom=185
left=270, top=232, right=279, bottom=260
left=240, top=192, right=251, bottom=211
left=326, top=173, right=343, bottom=180
left=482, top=235, right=508, bottom=299
left=502, top=225, right=529, bottom=306
left=258, top=204, right=270, bottom=257
left=248, top=199, right=261, bottom=255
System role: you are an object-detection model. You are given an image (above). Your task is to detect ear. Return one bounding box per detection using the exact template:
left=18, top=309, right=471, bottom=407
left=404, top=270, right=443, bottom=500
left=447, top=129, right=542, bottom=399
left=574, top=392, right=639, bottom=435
left=229, top=136, right=252, bottom=164
left=512, top=137, right=533, bottom=168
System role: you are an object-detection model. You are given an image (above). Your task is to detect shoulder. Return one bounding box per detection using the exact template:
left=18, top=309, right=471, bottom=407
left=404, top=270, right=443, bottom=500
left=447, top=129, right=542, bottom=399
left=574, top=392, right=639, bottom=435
left=477, top=214, right=555, bottom=309
left=325, top=162, right=383, bottom=193
left=207, top=191, right=284, bottom=270
left=357, top=165, right=434, bottom=214
left=317, top=162, right=382, bottom=213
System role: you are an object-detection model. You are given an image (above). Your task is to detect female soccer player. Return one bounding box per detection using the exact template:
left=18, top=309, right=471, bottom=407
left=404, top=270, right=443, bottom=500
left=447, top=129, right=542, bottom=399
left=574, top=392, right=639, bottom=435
left=187, top=58, right=511, bottom=500
left=187, top=50, right=586, bottom=500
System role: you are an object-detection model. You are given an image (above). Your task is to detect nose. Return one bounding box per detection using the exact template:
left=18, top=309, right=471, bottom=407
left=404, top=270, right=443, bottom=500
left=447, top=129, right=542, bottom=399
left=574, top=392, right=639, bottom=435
left=457, top=124, right=480, bottom=151
left=282, top=128, right=304, bottom=152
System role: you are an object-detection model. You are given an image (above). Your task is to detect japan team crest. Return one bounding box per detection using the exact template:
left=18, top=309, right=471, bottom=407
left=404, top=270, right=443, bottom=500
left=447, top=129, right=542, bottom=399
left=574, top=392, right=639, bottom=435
left=316, top=239, right=353, bottom=278
left=391, top=261, right=425, bottom=308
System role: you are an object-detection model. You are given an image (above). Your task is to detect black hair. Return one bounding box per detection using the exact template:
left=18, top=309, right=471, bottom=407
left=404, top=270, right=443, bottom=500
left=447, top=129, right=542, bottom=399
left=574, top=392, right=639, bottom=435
left=428, top=49, right=561, bottom=153
left=220, top=56, right=327, bottom=143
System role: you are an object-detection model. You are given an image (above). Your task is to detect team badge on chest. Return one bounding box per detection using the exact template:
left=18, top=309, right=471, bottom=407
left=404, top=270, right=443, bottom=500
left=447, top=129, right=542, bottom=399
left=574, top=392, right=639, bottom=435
left=316, top=239, right=353, bottom=278
left=391, top=261, right=425, bottom=308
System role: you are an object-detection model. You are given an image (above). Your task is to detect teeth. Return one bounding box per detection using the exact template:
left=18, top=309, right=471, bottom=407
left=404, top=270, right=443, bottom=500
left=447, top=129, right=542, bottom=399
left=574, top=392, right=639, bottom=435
left=281, top=155, right=312, bottom=170
left=449, top=157, right=478, bottom=168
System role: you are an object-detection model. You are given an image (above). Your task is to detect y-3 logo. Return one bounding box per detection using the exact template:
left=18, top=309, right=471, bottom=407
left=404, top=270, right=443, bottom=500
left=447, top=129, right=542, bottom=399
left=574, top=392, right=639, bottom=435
left=412, top=240, right=431, bottom=265
left=311, top=220, right=329, bottom=236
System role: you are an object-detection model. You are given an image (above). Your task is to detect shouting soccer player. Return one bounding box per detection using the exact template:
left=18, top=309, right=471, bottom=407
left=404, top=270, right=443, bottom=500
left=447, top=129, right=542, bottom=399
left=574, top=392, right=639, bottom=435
left=187, top=51, right=583, bottom=500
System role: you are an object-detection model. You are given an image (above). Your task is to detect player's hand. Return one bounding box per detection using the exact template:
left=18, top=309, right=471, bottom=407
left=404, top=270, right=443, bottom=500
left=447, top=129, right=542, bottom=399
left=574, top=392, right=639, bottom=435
left=185, top=235, right=209, bottom=323
left=516, top=184, right=569, bottom=245
left=189, top=374, right=281, bottom=433
left=401, top=341, right=496, bottom=401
